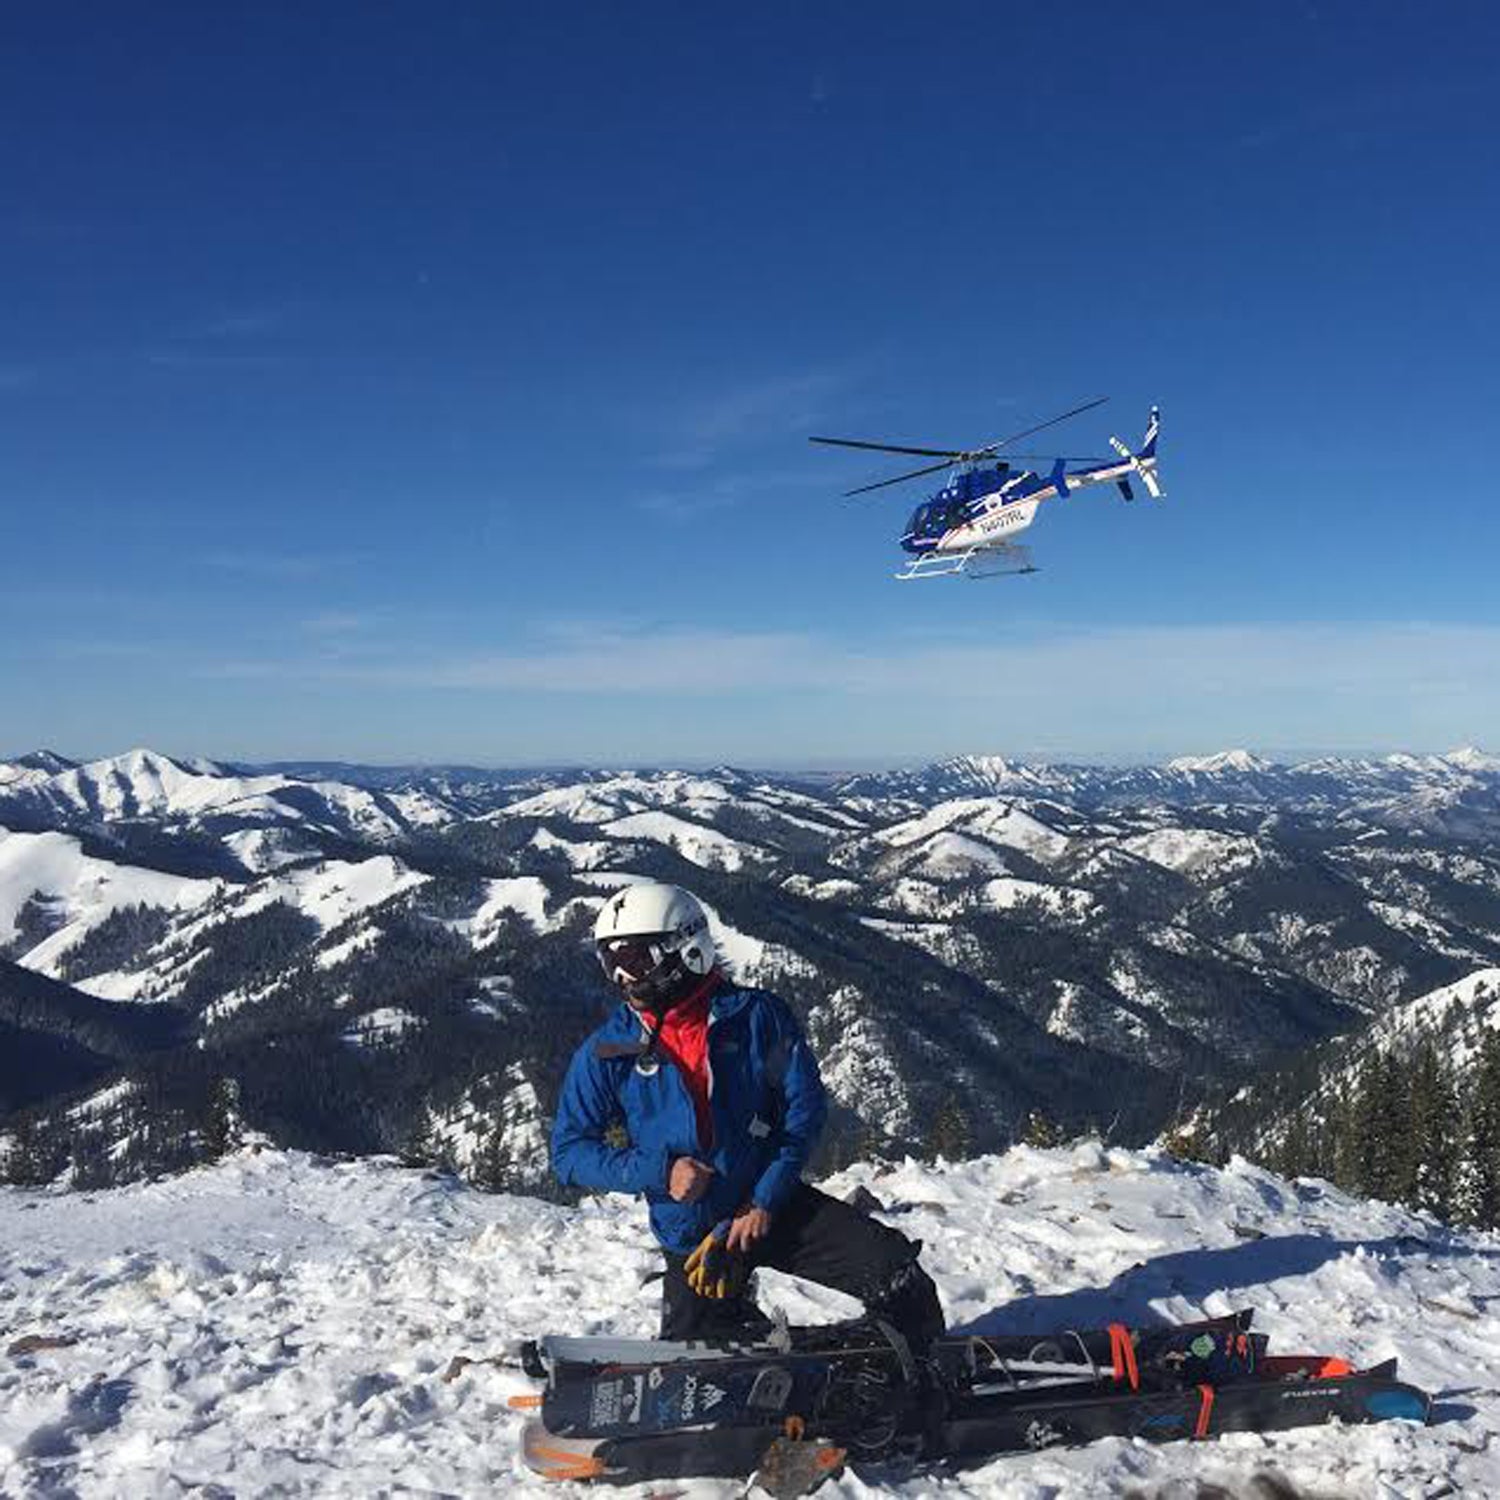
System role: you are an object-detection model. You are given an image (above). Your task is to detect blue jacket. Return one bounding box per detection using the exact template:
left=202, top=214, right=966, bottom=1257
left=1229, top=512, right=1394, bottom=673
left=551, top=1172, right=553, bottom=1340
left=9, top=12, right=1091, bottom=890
left=551, top=982, right=828, bottom=1255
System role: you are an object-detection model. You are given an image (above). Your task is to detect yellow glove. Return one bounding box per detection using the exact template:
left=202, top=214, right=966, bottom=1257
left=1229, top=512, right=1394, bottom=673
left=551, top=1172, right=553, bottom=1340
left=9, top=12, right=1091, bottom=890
left=683, top=1218, right=747, bottom=1299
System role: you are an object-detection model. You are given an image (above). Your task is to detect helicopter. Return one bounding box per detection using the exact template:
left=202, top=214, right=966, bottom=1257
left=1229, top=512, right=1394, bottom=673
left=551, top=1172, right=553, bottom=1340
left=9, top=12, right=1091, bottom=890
left=811, top=397, right=1162, bottom=579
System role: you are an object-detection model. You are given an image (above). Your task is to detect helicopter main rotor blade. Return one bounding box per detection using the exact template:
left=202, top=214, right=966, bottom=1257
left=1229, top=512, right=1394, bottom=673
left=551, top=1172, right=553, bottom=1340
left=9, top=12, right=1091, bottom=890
left=826, top=397, right=1112, bottom=497
left=809, top=436, right=965, bottom=458
left=844, top=457, right=961, bottom=496
left=1001, top=453, right=1110, bottom=463
left=969, top=396, right=1110, bottom=458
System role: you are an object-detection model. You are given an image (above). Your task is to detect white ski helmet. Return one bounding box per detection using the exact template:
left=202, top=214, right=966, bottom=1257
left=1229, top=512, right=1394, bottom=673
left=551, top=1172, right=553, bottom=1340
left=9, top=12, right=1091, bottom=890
left=593, top=881, right=716, bottom=1004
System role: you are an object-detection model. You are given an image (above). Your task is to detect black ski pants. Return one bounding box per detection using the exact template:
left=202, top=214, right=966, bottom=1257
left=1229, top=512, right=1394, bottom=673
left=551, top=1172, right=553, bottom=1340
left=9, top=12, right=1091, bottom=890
left=659, top=1182, right=945, bottom=1348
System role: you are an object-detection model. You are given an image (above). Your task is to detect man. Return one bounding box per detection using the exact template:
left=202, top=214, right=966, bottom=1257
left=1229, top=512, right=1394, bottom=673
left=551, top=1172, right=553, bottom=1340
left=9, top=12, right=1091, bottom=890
left=552, top=880, right=945, bottom=1350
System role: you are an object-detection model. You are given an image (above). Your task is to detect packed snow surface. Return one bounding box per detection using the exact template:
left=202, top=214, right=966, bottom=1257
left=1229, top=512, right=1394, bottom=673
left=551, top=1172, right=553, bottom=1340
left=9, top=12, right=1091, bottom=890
left=1, top=1143, right=1493, bottom=1498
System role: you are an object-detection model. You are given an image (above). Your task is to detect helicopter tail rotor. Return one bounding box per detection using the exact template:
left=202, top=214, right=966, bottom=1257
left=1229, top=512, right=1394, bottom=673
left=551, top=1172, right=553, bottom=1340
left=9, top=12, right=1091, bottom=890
left=1107, top=407, right=1164, bottom=499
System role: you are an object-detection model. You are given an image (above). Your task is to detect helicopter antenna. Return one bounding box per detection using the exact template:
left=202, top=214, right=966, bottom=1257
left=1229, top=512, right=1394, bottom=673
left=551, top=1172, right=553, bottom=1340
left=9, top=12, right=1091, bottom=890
left=812, top=396, right=1110, bottom=497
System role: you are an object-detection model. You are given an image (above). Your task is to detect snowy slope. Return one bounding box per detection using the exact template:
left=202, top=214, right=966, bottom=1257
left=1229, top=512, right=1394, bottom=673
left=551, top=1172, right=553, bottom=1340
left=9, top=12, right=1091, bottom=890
left=0, top=1142, right=1492, bottom=1498
left=1118, top=826, right=1268, bottom=882
left=0, top=829, right=221, bottom=957
left=74, top=854, right=429, bottom=1004
left=1352, top=967, right=1500, bottom=1070
left=873, top=799, right=1072, bottom=864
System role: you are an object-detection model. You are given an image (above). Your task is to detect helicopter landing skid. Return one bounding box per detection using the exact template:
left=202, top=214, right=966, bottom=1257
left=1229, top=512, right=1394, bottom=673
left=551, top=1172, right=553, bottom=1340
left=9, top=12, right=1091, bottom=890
left=895, top=546, right=1037, bottom=581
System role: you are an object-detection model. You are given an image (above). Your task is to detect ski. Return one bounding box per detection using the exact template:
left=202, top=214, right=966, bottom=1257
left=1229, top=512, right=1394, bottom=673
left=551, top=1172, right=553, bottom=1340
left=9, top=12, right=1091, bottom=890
left=939, top=1355, right=1432, bottom=1462
left=524, top=1310, right=1260, bottom=1442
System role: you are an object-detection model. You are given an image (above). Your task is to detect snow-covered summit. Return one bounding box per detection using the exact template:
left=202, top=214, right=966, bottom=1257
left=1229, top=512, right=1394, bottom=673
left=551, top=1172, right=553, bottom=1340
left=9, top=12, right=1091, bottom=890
left=1446, top=745, right=1500, bottom=773
left=1165, top=749, right=1275, bottom=775
left=19, top=750, right=77, bottom=772
left=0, top=746, right=459, bottom=856
left=0, top=751, right=75, bottom=790
left=0, top=1142, right=1494, bottom=1496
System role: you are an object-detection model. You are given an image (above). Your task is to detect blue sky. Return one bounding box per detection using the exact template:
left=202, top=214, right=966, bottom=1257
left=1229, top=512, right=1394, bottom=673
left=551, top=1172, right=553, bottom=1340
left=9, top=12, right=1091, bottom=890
left=4, top=2, right=1499, bottom=767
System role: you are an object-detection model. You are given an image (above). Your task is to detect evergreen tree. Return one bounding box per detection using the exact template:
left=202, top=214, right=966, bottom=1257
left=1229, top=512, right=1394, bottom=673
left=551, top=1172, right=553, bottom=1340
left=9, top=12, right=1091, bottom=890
left=1408, top=1039, right=1458, bottom=1221
left=851, top=1114, right=889, bottom=1169
left=1456, top=1033, right=1500, bottom=1229
left=1340, top=1050, right=1408, bottom=1202
left=471, top=1118, right=510, bottom=1191
left=1275, top=1106, right=1313, bottom=1180
left=203, top=1076, right=243, bottom=1159
left=927, top=1092, right=972, bottom=1161
left=1022, top=1109, right=1066, bottom=1149
left=2, top=1114, right=63, bottom=1187
left=399, top=1111, right=437, bottom=1168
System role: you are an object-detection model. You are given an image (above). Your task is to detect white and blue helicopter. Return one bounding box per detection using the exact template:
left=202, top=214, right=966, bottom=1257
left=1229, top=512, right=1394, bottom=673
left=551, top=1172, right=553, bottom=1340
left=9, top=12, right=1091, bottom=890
left=811, top=397, right=1162, bottom=579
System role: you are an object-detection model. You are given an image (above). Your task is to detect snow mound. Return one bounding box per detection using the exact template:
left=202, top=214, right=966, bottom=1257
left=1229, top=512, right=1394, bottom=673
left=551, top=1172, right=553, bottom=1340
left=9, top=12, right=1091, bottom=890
left=1, top=1143, right=1493, bottom=1496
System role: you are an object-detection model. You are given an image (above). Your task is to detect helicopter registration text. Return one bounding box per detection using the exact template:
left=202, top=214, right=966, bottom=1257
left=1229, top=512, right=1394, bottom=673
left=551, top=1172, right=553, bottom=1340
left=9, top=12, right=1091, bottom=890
left=971, top=500, right=1038, bottom=539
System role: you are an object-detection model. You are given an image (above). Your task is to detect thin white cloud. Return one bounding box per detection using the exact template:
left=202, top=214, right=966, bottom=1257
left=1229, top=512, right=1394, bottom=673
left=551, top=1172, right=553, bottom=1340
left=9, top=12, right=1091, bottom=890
left=650, top=367, right=861, bottom=471
left=635, top=463, right=831, bottom=521
left=300, top=611, right=372, bottom=636
left=198, top=550, right=360, bottom=580
left=50, top=619, right=1500, bottom=759
left=226, top=618, right=1500, bottom=709
left=189, top=307, right=291, bottom=341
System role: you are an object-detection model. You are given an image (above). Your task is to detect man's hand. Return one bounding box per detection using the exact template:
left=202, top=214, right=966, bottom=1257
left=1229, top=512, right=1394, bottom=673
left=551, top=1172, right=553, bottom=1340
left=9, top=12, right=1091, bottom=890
left=668, top=1156, right=715, bottom=1203
left=685, top=1219, right=746, bottom=1298
left=725, top=1205, right=772, bottom=1253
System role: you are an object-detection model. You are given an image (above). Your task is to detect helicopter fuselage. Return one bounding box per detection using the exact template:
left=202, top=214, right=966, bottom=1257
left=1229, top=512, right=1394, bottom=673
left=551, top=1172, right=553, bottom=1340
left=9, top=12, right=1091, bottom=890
left=900, top=440, right=1155, bottom=559
left=900, top=470, right=1044, bottom=556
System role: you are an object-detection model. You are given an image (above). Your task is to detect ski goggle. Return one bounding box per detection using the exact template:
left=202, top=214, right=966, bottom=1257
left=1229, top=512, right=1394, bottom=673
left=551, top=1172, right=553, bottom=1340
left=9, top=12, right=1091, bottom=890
left=597, top=936, right=668, bottom=985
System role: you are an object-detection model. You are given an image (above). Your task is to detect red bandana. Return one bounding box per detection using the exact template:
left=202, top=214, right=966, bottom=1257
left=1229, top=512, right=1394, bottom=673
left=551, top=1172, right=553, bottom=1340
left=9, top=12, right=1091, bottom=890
left=649, top=971, right=720, bottom=1151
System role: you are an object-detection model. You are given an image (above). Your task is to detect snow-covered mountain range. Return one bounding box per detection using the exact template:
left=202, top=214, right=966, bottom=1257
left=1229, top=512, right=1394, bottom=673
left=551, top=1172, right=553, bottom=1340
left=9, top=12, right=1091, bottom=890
left=1, top=1141, right=1493, bottom=1496
left=1, top=745, right=1498, bottom=1191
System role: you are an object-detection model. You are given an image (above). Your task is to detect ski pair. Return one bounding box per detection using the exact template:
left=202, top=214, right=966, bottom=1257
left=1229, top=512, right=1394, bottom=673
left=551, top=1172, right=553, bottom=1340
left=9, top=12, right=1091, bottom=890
left=521, top=1309, right=1261, bottom=1443
left=522, top=1355, right=1429, bottom=1486
left=515, top=1310, right=1432, bottom=1490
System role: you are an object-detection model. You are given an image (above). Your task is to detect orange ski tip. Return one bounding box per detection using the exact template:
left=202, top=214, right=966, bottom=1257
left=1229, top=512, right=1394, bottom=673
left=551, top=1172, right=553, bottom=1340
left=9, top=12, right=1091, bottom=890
left=817, top=1446, right=847, bottom=1472
left=507, top=1393, right=544, bottom=1410
left=1261, top=1354, right=1356, bottom=1379
left=530, top=1445, right=605, bottom=1480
